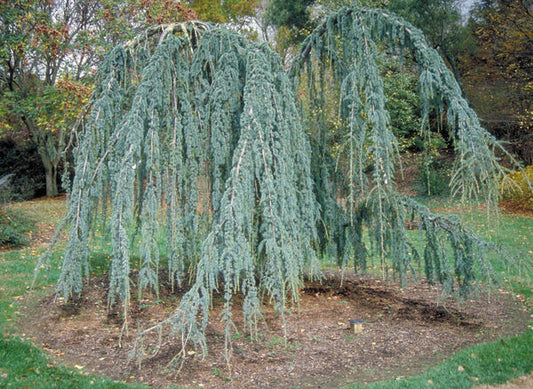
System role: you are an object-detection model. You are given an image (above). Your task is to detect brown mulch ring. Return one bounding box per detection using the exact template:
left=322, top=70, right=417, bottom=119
left=498, top=201, right=533, bottom=217
left=16, top=271, right=530, bottom=389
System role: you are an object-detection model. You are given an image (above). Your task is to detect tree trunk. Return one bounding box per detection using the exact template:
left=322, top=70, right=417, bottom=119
left=41, top=152, right=59, bottom=197
left=36, top=129, right=59, bottom=197
left=19, top=114, right=61, bottom=197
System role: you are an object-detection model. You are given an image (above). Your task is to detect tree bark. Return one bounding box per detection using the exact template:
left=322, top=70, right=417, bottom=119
left=30, top=123, right=60, bottom=198
left=41, top=152, right=59, bottom=197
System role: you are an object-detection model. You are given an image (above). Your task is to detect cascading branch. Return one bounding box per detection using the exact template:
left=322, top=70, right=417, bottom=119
left=290, top=6, right=508, bottom=287
left=38, top=20, right=320, bottom=364
left=37, top=4, right=515, bottom=369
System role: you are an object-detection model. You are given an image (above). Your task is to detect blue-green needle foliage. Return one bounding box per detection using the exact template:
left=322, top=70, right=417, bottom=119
left=37, top=5, right=515, bottom=369
left=38, top=22, right=319, bottom=366
left=291, top=5, right=509, bottom=289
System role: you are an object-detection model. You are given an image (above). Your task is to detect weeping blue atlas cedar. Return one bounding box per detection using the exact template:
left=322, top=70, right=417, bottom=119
left=36, top=5, right=514, bottom=369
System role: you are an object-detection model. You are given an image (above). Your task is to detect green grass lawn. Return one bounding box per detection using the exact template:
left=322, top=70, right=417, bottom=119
left=0, top=335, right=144, bottom=388
left=346, top=330, right=533, bottom=388
left=421, top=198, right=532, bottom=299
left=0, top=197, right=531, bottom=388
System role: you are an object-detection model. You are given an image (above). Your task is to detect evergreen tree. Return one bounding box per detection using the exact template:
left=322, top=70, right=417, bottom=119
left=291, top=6, right=507, bottom=276
left=37, top=4, right=516, bottom=368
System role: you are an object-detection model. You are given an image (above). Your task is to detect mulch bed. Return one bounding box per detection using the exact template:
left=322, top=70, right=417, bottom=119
left=16, top=271, right=530, bottom=388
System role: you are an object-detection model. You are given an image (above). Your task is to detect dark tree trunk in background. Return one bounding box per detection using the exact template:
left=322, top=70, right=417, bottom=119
left=41, top=153, right=58, bottom=197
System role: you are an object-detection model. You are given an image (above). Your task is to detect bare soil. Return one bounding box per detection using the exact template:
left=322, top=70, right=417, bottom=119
left=16, top=272, right=530, bottom=389
left=498, top=201, right=533, bottom=217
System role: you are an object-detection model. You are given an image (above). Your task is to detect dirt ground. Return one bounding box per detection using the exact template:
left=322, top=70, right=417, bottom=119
left=16, top=271, right=531, bottom=389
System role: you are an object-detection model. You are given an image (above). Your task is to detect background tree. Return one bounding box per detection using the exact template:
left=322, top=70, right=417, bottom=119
left=1, top=0, right=81, bottom=197
left=264, top=0, right=315, bottom=32
left=460, top=0, right=533, bottom=163
left=187, top=0, right=258, bottom=24
left=388, top=0, right=472, bottom=82
left=262, top=0, right=316, bottom=62
left=0, top=0, right=196, bottom=197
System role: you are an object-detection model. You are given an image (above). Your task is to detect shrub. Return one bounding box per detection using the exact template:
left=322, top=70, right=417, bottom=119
left=418, top=149, right=451, bottom=197
left=0, top=138, right=46, bottom=201
left=500, top=165, right=533, bottom=212
left=0, top=207, right=34, bottom=248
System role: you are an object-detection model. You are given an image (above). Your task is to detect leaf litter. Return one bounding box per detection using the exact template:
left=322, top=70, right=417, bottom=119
left=15, top=271, right=530, bottom=388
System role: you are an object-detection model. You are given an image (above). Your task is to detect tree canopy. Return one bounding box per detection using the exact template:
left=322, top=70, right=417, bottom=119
left=460, top=0, right=533, bottom=163
left=37, top=3, right=514, bottom=369
left=0, top=0, right=199, bottom=197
